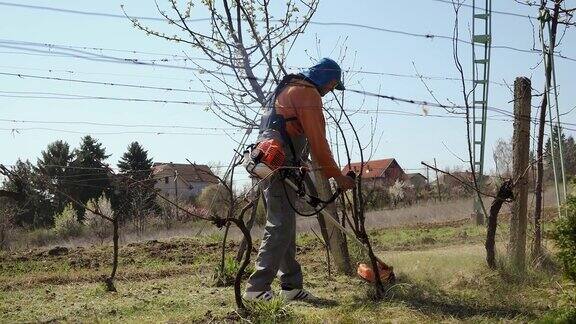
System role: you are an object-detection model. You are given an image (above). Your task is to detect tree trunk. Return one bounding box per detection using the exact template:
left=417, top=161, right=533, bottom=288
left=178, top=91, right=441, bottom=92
left=310, top=159, right=352, bottom=275
left=533, top=93, right=547, bottom=259
left=106, top=217, right=119, bottom=292
left=509, top=77, right=532, bottom=271
left=235, top=185, right=260, bottom=262
left=486, top=180, right=514, bottom=269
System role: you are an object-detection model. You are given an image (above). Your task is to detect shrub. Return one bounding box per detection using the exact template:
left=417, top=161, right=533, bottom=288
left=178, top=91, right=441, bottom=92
left=53, top=203, right=83, bottom=239
left=0, top=200, right=17, bottom=250
left=84, top=196, right=113, bottom=244
left=362, top=185, right=390, bottom=211
left=551, top=196, right=576, bottom=282
left=389, top=180, right=406, bottom=207
left=197, top=184, right=233, bottom=217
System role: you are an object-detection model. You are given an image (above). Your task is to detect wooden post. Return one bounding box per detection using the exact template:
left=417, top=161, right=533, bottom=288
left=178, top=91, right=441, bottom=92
left=509, top=77, right=531, bottom=270
left=310, top=159, right=352, bottom=275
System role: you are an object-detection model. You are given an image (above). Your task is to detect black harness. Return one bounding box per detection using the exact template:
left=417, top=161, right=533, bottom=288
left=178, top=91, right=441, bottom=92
left=256, top=74, right=348, bottom=216
left=258, top=74, right=321, bottom=166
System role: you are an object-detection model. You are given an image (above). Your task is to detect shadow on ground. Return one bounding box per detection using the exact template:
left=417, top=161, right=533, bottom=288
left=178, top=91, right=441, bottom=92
left=346, top=276, right=541, bottom=321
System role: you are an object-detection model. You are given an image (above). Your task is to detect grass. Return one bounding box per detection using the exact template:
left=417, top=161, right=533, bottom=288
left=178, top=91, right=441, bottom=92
left=368, top=221, right=492, bottom=251
left=0, top=221, right=573, bottom=323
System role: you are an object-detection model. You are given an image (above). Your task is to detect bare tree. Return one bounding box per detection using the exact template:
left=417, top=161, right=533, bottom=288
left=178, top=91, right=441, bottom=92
left=330, top=94, right=395, bottom=298
left=40, top=172, right=120, bottom=291
left=493, top=138, right=514, bottom=178
left=124, top=0, right=319, bottom=127
left=125, top=1, right=361, bottom=276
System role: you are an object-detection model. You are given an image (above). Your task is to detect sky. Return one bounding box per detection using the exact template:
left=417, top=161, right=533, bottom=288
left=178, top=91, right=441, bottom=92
left=0, top=0, right=575, bottom=186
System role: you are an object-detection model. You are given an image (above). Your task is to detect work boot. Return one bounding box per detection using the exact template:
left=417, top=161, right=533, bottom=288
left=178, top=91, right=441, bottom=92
left=279, top=288, right=313, bottom=301
left=243, top=290, right=274, bottom=301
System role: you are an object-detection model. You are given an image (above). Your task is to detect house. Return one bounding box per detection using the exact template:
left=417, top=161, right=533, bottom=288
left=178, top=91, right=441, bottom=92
left=342, top=158, right=406, bottom=187
left=405, top=173, right=428, bottom=191
left=152, top=162, right=219, bottom=200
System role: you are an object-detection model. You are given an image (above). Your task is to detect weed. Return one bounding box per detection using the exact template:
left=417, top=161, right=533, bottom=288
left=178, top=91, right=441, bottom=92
left=204, top=231, right=225, bottom=245
left=242, top=298, right=294, bottom=324
left=212, top=256, right=253, bottom=287
left=495, top=256, right=550, bottom=285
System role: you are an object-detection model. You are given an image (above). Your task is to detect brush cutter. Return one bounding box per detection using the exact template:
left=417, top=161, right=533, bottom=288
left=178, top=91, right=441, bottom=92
left=243, top=144, right=395, bottom=284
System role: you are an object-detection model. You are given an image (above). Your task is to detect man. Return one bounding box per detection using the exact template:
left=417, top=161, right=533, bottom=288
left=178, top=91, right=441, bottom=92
left=244, top=58, right=355, bottom=301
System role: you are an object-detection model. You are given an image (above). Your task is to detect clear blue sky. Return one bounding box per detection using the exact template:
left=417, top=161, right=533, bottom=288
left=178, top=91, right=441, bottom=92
left=1, top=0, right=575, bottom=185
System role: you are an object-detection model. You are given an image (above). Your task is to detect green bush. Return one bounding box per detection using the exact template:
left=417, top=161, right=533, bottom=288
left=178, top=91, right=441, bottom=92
left=551, top=196, right=576, bottom=282
left=197, top=184, right=232, bottom=217
left=538, top=288, right=576, bottom=324
left=53, top=204, right=83, bottom=239
left=84, top=196, right=113, bottom=244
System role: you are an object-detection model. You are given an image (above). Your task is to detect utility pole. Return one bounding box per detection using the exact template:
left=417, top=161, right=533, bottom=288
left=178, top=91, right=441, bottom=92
left=509, top=77, right=531, bottom=271
left=434, top=158, right=442, bottom=201
left=538, top=5, right=567, bottom=221
left=471, top=0, right=493, bottom=225
left=533, top=3, right=561, bottom=258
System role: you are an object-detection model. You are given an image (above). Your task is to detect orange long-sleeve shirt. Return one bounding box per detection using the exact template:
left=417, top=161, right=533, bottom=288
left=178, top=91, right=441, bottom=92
left=274, top=79, right=341, bottom=179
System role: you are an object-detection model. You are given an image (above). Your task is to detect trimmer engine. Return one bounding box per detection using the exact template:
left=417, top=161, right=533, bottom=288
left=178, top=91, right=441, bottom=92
left=244, top=139, right=286, bottom=179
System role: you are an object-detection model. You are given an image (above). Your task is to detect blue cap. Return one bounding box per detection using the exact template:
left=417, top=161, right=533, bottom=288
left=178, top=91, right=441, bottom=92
left=301, top=58, right=345, bottom=91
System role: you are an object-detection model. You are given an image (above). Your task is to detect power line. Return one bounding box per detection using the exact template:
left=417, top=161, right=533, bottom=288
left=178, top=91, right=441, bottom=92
left=0, top=106, right=564, bottom=131
left=1, top=68, right=574, bottom=130
left=0, top=0, right=537, bottom=21
left=0, top=69, right=509, bottom=99
left=0, top=64, right=194, bottom=81
left=0, top=118, right=241, bottom=131
left=0, top=88, right=560, bottom=126
left=0, top=90, right=236, bottom=107
left=0, top=39, right=509, bottom=85
left=0, top=3, right=572, bottom=62
left=0, top=1, right=174, bottom=22
left=0, top=127, right=234, bottom=136
left=0, top=71, right=206, bottom=94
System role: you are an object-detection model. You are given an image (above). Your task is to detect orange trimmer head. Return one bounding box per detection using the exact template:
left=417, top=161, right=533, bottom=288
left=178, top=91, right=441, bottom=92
left=357, top=261, right=395, bottom=283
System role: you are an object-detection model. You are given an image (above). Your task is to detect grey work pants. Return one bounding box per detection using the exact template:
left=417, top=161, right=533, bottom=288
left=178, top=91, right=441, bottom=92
left=246, top=175, right=303, bottom=292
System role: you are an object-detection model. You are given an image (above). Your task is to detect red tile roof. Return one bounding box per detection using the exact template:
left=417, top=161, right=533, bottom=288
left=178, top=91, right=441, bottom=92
left=342, top=158, right=396, bottom=179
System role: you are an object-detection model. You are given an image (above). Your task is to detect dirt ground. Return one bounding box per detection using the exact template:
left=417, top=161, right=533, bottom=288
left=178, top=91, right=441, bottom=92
left=1, top=218, right=572, bottom=323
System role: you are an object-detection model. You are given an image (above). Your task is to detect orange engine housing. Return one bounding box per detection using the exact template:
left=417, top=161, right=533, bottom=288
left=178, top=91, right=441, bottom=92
left=357, top=262, right=395, bottom=283
left=252, top=139, right=285, bottom=170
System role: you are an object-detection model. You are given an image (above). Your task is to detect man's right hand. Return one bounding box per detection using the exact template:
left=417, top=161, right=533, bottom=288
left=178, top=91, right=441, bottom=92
left=334, top=174, right=356, bottom=190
